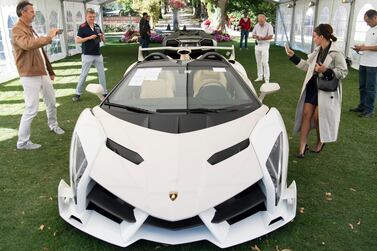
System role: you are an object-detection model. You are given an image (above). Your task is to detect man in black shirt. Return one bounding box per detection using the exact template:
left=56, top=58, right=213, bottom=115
left=73, top=8, right=107, bottom=101
left=139, top=12, right=150, bottom=48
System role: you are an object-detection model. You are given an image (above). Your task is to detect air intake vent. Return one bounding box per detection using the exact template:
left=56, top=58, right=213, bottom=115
left=145, top=216, right=203, bottom=230
left=87, top=183, right=136, bottom=223
left=211, top=182, right=265, bottom=224
left=208, top=139, right=250, bottom=165
left=106, top=138, right=144, bottom=165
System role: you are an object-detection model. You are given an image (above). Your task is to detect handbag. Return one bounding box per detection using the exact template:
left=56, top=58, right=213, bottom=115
left=317, top=72, right=339, bottom=92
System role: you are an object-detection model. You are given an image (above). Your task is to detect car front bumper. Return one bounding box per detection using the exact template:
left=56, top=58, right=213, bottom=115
left=58, top=179, right=296, bottom=248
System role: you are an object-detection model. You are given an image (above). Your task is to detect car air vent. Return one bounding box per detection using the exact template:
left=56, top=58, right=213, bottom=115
left=145, top=215, right=203, bottom=230
left=207, top=139, right=250, bottom=165
left=211, top=182, right=266, bottom=224
left=87, top=183, right=136, bottom=223
left=69, top=215, right=83, bottom=224
left=106, top=138, right=144, bottom=165
left=269, top=216, right=283, bottom=226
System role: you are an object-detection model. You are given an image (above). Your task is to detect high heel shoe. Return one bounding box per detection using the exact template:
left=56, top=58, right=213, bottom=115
left=297, top=144, right=309, bottom=158
left=313, top=143, right=326, bottom=153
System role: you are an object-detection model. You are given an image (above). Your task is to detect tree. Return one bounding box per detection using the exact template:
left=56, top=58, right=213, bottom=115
left=123, top=0, right=161, bottom=26
left=117, top=0, right=134, bottom=14
left=228, top=0, right=276, bottom=25
left=204, top=0, right=276, bottom=32
left=213, top=0, right=228, bottom=31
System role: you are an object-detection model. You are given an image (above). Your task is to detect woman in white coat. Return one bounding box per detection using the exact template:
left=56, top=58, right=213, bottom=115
left=286, top=24, right=348, bottom=158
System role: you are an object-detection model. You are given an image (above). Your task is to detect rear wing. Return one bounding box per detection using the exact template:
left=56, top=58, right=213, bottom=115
left=138, top=45, right=235, bottom=61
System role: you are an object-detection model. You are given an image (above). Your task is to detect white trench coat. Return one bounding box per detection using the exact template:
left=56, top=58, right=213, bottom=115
left=293, top=42, right=348, bottom=143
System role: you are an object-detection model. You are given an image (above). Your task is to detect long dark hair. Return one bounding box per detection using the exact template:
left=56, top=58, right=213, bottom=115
left=314, top=24, right=337, bottom=42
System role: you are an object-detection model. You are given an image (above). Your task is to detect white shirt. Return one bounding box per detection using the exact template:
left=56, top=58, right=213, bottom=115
left=252, top=22, right=274, bottom=45
left=360, top=25, right=377, bottom=67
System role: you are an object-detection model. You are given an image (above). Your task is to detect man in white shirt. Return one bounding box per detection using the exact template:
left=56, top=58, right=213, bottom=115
left=350, top=9, right=377, bottom=118
left=252, top=14, right=274, bottom=83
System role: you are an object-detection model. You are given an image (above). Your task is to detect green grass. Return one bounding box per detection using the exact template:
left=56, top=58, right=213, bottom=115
left=0, top=40, right=376, bottom=251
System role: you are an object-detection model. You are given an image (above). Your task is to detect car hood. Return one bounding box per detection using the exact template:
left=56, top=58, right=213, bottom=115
left=88, top=105, right=268, bottom=221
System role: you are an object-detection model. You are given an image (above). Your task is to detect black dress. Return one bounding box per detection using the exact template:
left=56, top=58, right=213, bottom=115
left=290, top=43, right=332, bottom=106
left=304, top=75, right=318, bottom=105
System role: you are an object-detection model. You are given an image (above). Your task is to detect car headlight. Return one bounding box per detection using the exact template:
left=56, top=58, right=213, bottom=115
left=265, top=132, right=283, bottom=206
left=71, top=134, right=88, bottom=202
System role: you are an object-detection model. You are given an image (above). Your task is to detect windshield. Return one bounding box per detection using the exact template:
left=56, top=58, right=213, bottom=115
left=106, top=65, right=260, bottom=113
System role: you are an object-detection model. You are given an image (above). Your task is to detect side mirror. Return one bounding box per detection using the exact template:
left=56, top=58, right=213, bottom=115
left=259, top=82, right=280, bottom=102
left=86, top=84, right=105, bottom=101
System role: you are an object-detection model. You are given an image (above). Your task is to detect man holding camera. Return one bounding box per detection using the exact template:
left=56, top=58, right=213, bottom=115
left=12, top=1, right=65, bottom=150
left=72, top=8, right=108, bottom=102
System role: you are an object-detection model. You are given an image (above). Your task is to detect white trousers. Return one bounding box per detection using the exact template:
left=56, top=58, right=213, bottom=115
left=17, top=75, right=58, bottom=146
left=255, top=44, right=270, bottom=81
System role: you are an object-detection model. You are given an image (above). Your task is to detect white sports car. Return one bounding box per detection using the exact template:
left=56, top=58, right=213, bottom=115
left=58, top=46, right=297, bottom=248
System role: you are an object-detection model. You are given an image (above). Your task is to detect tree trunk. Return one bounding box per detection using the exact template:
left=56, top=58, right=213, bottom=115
left=163, top=0, right=168, bottom=14
left=214, top=0, right=228, bottom=32
left=172, top=9, right=179, bottom=31
left=194, top=1, right=202, bottom=18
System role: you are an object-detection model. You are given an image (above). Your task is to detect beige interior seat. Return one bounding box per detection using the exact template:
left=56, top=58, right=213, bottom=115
left=140, top=71, right=175, bottom=99
left=193, top=70, right=227, bottom=96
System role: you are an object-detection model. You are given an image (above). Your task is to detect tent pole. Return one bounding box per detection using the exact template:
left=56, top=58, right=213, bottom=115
left=60, top=0, right=69, bottom=57
left=311, top=0, right=319, bottom=51
left=290, top=0, right=296, bottom=47
left=277, top=4, right=291, bottom=47
left=344, top=0, right=356, bottom=58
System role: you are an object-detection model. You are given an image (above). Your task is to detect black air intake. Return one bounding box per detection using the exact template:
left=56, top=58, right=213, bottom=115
left=211, top=182, right=266, bottom=224
left=208, top=139, right=250, bottom=165
left=87, top=183, right=136, bottom=223
left=145, top=216, right=203, bottom=230
left=106, top=138, right=144, bottom=165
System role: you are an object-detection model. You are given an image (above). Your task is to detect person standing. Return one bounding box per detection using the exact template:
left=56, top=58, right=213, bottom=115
left=350, top=9, right=377, bottom=118
left=72, top=8, right=107, bottom=102
left=238, top=12, right=251, bottom=50
left=252, top=14, right=274, bottom=83
left=286, top=24, right=348, bottom=158
left=139, top=12, right=151, bottom=48
left=12, top=1, right=64, bottom=150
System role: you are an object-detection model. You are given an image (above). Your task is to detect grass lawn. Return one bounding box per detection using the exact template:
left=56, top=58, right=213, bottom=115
left=0, top=39, right=376, bottom=251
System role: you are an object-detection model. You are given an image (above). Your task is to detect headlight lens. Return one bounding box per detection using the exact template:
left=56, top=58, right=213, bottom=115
left=71, top=134, right=88, bottom=201
left=265, top=132, right=283, bottom=205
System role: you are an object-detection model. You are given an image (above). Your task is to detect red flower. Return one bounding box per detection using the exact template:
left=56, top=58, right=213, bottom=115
left=168, top=0, right=186, bottom=10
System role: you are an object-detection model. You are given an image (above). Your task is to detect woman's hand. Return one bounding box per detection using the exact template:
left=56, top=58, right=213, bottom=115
left=286, top=47, right=294, bottom=57
left=315, top=63, right=327, bottom=73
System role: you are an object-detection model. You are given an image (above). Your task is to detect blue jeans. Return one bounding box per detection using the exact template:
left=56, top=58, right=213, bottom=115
left=358, top=65, right=377, bottom=113
left=140, top=37, right=149, bottom=48
left=240, top=30, right=249, bottom=48
left=76, top=54, right=107, bottom=95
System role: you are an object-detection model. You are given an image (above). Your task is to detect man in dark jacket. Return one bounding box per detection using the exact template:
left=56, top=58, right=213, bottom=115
left=139, top=12, right=151, bottom=48
left=72, top=8, right=107, bottom=101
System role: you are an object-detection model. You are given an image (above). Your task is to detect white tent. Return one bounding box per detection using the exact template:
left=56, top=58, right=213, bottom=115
left=0, top=0, right=111, bottom=83
left=273, top=0, right=377, bottom=69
